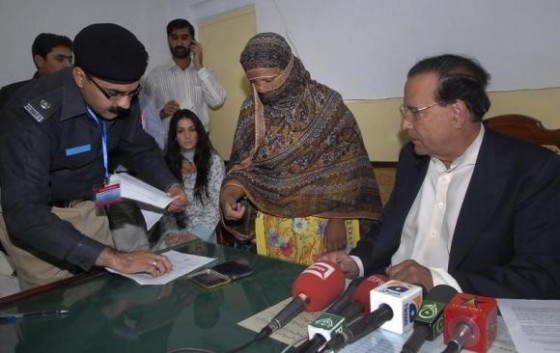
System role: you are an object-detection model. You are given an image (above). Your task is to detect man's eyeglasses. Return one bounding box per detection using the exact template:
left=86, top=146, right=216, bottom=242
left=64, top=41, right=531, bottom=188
left=84, top=71, right=142, bottom=101
left=399, top=102, right=439, bottom=121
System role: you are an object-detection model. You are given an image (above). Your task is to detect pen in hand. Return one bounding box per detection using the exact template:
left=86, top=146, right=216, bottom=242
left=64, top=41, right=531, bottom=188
left=0, top=309, right=69, bottom=322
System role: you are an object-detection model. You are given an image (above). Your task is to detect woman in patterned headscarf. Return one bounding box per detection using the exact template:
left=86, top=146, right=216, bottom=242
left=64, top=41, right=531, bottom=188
left=220, top=33, right=382, bottom=265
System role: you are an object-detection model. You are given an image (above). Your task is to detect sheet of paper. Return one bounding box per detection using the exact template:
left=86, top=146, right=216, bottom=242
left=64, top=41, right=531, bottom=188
left=238, top=297, right=321, bottom=345
left=140, top=209, right=163, bottom=231
left=115, top=172, right=174, bottom=209
left=498, top=299, right=560, bottom=353
left=238, top=298, right=517, bottom=353
left=106, top=250, right=216, bottom=285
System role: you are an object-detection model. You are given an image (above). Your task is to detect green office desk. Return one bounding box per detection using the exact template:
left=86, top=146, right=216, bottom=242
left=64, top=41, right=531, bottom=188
left=0, top=241, right=306, bottom=353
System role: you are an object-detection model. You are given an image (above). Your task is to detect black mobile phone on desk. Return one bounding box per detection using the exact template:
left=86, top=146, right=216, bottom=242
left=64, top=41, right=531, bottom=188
left=212, top=261, right=254, bottom=280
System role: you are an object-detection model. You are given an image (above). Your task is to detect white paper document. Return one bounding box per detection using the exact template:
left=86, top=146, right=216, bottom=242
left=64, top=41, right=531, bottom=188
left=115, top=172, right=175, bottom=209
left=140, top=209, right=164, bottom=231
left=106, top=250, right=216, bottom=285
left=498, top=299, right=560, bottom=353
left=239, top=298, right=517, bottom=353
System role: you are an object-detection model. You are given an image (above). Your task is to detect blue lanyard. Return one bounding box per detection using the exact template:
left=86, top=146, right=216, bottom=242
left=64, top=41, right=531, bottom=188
left=86, top=107, right=109, bottom=183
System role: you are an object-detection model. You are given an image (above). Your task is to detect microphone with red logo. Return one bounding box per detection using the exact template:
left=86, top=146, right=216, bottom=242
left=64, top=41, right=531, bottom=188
left=442, top=293, right=498, bottom=353
left=297, top=274, right=389, bottom=353
left=255, top=261, right=345, bottom=341
left=400, top=285, right=458, bottom=353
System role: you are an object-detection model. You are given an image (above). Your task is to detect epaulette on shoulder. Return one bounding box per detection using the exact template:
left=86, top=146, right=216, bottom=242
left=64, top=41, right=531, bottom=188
left=21, top=89, right=62, bottom=124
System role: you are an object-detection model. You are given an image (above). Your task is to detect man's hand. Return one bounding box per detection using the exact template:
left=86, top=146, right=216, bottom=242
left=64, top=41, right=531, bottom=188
left=318, top=251, right=360, bottom=276
left=323, top=219, right=347, bottom=253
left=160, top=100, right=180, bottom=119
left=167, top=184, right=188, bottom=212
left=96, top=247, right=173, bottom=277
left=190, top=41, right=203, bottom=70
left=386, top=259, right=434, bottom=291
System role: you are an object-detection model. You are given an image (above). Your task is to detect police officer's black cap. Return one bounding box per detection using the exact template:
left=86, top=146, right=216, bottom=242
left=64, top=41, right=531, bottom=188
left=74, top=23, right=149, bottom=83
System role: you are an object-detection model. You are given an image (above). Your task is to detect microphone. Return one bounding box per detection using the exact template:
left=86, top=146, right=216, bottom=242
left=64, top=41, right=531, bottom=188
left=256, top=261, right=345, bottom=341
left=400, top=285, right=458, bottom=353
left=299, top=275, right=389, bottom=353
left=345, top=274, right=389, bottom=317
left=325, top=276, right=364, bottom=315
left=369, top=279, right=424, bottom=334
left=442, top=293, right=498, bottom=353
left=322, top=279, right=423, bottom=352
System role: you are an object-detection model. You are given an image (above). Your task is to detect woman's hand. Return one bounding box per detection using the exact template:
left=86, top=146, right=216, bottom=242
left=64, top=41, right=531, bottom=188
left=323, top=218, right=347, bottom=253
left=220, top=185, right=246, bottom=220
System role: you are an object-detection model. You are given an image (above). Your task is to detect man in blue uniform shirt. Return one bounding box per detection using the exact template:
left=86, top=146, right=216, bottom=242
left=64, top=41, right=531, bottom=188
left=0, top=23, right=188, bottom=289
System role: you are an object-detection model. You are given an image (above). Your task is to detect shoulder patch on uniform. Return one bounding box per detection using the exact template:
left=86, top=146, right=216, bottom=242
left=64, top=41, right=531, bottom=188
left=23, top=102, right=46, bottom=123
left=23, top=89, right=61, bottom=124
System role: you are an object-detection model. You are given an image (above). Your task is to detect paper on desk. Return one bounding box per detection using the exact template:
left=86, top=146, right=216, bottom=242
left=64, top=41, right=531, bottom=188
left=106, top=250, right=216, bottom=285
left=238, top=297, right=321, bottom=345
left=239, top=298, right=517, bottom=353
left=499, top=299, right=560, bottom=353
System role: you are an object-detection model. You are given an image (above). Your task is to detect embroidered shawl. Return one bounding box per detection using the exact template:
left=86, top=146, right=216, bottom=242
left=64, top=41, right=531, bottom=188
left=224, top=33, right=382, bottom=223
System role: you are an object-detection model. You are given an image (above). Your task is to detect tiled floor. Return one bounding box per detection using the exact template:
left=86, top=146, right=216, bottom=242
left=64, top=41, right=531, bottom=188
left=0, top=274, right=20, bottom=298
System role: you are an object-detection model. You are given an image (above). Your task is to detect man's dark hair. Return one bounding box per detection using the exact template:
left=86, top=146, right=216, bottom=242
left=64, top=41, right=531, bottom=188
left=408, top=54, right=491, bottom=121
left=166, top=18, right=195, bottom=38
left=31, top=33, right=73, bottom=58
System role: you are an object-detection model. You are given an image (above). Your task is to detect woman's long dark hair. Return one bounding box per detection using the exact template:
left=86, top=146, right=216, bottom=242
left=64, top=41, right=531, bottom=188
left=165, top=109, right=214, bottom=203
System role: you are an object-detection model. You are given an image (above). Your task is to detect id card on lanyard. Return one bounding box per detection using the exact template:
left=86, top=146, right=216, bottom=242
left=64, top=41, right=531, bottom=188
left=87, top=107, right=121, bottom=206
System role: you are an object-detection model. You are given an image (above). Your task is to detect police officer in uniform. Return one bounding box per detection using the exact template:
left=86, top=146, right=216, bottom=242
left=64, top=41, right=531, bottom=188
left=0, top=23, right=188, bottom=290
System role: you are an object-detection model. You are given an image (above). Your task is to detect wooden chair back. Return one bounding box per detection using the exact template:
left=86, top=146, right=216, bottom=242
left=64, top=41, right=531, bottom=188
left=485, top=114, right=560, bottom=153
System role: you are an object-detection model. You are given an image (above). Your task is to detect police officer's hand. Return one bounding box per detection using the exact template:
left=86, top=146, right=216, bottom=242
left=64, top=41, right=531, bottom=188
left=161, top=100, right=180, bottom=119
left=96, top=247, right=173, bottom=277
left=167, top=184, right=188, bottom=212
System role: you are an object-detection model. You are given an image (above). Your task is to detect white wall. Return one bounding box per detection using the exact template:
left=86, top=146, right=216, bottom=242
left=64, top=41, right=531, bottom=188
left=256, top=0, right=560, bottom=100
left=0, top=0, right=255, bottom=87
left=0, top=0, right=180, bottom=85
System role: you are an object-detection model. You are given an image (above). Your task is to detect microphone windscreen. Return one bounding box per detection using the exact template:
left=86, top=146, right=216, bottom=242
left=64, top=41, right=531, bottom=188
left=351, top=274, right=389, bottom=313
left=292, top=261, right=345, bottom=312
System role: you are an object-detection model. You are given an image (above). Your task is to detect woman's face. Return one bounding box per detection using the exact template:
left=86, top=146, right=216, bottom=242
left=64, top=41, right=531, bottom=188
left=176, top=118, right=198, bottom=152
left=247, top=67, right=282, bottom=93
